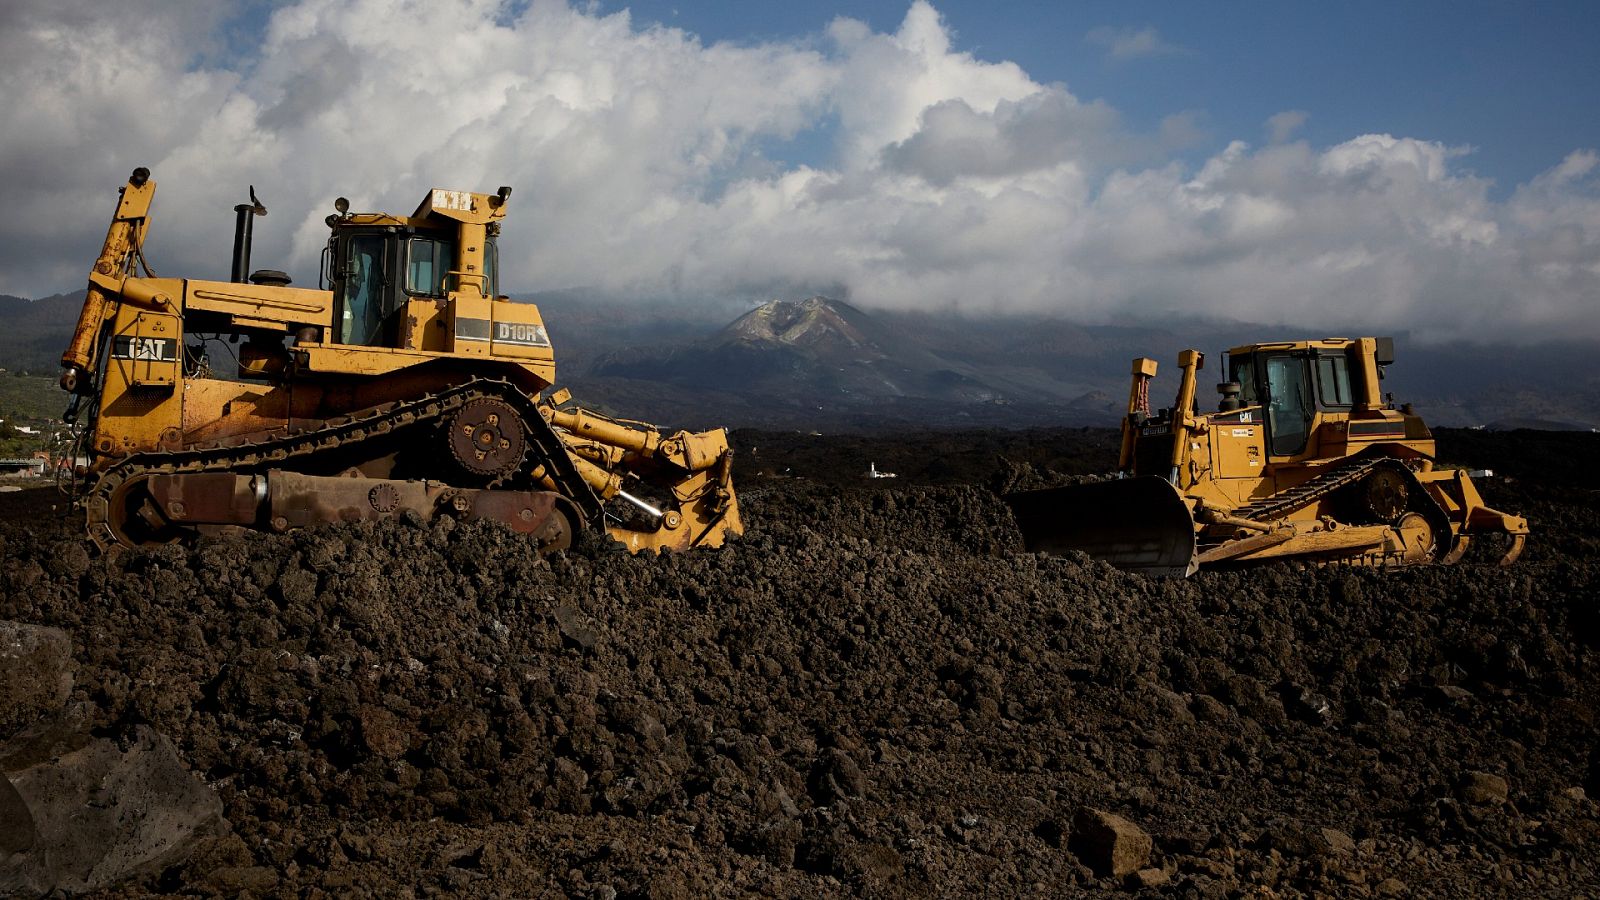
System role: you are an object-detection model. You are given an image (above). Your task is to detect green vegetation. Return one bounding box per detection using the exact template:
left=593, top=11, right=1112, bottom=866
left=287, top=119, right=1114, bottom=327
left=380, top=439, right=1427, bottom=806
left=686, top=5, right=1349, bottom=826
left=0, top=372, right=64, bottom=419
left=0, top=372, right=65, bottom=457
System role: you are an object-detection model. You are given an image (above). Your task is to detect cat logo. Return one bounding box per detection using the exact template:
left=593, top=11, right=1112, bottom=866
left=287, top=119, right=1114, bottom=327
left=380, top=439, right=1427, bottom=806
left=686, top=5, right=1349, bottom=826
left=494, top=322, right=550, bottom=347
left=111, top=336, right=177, bottom=362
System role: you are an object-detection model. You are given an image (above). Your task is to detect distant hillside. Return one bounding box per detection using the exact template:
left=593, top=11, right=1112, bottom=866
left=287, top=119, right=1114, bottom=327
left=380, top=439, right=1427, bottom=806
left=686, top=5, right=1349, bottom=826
left=2, top=289, right=1597, bottom=432
left=591, top=297, right=1007, bottom=405
left=559, top=297, right=1600, bottom=431
left=0, top=291, right=83, bottom=374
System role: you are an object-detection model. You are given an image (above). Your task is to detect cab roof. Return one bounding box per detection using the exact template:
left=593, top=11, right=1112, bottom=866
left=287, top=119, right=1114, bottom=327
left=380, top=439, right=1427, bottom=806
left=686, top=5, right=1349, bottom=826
left=1227, top=337, right=1395, bottom=367
left=1229, top=338, right=1359, bottom=354
left=332, top=187, right=511, bottom=230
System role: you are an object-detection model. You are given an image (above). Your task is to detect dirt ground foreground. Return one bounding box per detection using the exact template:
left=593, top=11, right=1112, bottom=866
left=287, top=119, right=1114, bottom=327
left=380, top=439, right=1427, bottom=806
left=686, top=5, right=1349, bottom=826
left=1, top=427, right=1597, bottom=897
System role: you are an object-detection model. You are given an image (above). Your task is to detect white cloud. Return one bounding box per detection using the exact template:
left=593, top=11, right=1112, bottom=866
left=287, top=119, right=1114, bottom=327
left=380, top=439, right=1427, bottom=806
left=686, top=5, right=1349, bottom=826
left=828, top=1, right=1038, bottom=169
left=1266, top=110, right=1308, bottom=144
left=880, top=91, right=1129, bottom=186
left=1085, top=25, right=1187, bottom=61
left=0, top=0, right=1596, bottom=343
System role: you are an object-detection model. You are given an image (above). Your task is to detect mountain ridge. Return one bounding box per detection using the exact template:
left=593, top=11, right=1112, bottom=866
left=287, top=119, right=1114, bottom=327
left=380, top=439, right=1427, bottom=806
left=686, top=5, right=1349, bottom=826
left=1, top=290, right=1596, bottom=432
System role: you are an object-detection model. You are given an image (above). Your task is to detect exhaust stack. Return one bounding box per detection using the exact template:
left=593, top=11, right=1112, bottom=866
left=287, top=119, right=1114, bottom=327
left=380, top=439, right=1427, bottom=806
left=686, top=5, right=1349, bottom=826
left=229, top=186, right=267, bottom=283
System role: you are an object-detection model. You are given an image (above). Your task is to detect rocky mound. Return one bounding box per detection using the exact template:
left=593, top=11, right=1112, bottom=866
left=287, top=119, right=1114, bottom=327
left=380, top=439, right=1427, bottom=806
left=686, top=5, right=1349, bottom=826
left=1, top=427, right=1597, bottom=897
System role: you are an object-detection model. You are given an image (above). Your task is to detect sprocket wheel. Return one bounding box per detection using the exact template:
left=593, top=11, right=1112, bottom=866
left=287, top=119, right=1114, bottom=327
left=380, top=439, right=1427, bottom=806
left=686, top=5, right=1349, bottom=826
left=1357, top=468, right=1409, bottom=524
left=448, top=397, right=527, bottom=483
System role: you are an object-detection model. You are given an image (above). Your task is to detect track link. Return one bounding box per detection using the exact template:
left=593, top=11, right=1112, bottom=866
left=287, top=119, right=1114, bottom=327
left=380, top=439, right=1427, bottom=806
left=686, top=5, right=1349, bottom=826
left=1232, top=456, right=1383, bottom=521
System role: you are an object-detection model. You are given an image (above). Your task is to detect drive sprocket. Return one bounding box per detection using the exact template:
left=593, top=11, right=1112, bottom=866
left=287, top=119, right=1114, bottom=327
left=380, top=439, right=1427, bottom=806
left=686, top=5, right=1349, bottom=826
left=1356, top=467, right=1409, bottom=524
left=448, top=397, right=527, bottom=482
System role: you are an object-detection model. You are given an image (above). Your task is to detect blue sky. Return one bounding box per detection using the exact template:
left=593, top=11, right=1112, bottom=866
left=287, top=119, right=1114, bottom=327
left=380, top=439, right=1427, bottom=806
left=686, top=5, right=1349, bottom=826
left=610, top=0, right=1600, bottom=191
left=1, top=0, right=1596, bottom=341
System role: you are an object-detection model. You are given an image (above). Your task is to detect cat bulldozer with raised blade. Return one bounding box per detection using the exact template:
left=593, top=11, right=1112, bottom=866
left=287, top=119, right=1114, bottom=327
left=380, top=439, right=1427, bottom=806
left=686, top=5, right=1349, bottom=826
left=1006, top=338, right=1528, bottom=576
left=58, top=167, right=742, bottom=553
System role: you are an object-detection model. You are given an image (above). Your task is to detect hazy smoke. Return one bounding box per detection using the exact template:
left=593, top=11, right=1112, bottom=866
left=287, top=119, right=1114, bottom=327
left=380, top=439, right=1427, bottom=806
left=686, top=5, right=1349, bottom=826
left=1, top=0, right=1596, bottom=341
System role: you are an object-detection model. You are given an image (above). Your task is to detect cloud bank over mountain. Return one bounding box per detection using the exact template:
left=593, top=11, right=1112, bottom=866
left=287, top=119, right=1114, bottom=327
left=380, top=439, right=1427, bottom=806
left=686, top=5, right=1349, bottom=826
left=1, top=0, right=1596, bottom=341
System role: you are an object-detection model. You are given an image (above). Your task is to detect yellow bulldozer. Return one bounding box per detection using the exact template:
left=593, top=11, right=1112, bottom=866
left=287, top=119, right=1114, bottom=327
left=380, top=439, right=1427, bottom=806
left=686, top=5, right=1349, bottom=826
left=1006, top=338, right=1528, bottom=576
left=58, top=167, right=741, bottom=553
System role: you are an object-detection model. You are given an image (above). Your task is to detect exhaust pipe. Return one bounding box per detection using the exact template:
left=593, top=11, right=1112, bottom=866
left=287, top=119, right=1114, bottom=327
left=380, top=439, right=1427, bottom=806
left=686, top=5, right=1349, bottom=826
left=229, top=186, right=267, bottom=283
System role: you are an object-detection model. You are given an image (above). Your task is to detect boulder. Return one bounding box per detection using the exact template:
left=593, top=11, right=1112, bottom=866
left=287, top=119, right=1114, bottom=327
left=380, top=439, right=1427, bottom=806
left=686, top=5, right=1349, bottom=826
left=1, top=725, right=225, bottom=895
left=1070, top=808, right=1152, bottom=877
left=1461, top=771, right=1509, bottom=807
left=1313, top=827, right=1357, bottom=855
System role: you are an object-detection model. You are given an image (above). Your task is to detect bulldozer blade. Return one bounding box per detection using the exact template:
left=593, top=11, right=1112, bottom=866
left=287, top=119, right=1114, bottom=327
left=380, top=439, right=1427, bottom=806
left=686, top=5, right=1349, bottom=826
left=1005, top=477, right=1198, bottom=577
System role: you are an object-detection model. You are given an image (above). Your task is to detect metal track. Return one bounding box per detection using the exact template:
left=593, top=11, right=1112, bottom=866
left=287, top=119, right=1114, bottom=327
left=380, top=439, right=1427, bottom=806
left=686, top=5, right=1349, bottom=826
left=1231, top=456, right=1385, bottom=522
left=82, top=379, right=604, bottom=550
left=1223, top=454, right=1454, bottom=565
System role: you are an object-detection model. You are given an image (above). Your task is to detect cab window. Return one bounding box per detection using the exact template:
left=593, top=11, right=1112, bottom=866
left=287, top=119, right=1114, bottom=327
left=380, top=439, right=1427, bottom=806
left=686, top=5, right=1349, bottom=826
left=405, top=236, right=453, bottom=297
left=338, top=235, right=386, bottom=345
left=1315, top=354, right=1352, bottom=409
left=1229, top=355, right=1259, bottom=407
left=1264, top=354, right=1313, bottom=455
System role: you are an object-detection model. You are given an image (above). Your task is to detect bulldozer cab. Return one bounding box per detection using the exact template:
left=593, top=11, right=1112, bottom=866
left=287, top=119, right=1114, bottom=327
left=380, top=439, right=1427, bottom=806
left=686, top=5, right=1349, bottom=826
left=1228, top=342, right=1364, bottom=460
left=1232, top=351, right=1316, bottom=457
left=321, top=187, right=509, bottom=351
left=325, top=224, right=499, bottom=348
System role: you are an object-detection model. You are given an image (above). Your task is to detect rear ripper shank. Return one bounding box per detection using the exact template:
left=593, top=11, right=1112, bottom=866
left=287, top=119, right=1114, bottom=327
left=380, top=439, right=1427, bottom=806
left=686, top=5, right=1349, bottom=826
left=59, top=168, right=742, bottom=553
left=1006, top=338, right=1528, bottom=576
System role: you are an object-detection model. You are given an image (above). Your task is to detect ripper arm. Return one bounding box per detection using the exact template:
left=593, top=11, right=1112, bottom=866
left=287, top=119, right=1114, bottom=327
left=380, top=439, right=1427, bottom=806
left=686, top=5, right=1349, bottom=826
left=61, top=168, right=163, bottom=396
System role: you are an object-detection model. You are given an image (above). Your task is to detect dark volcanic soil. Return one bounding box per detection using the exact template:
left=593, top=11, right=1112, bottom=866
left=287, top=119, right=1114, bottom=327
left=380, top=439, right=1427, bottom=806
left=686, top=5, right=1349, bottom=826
left=2, top=427, right=1598, bottom=898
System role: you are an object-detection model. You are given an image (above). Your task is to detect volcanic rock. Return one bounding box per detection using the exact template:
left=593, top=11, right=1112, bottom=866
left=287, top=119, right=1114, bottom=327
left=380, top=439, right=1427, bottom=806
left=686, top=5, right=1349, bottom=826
left=0, top=426, right=1594, bottom=896
left=1070, top=808, right=1153, bottom=877
left=1462, top=771, right=1510, bottom=807
left=1313, top=827, right=1356, bottom=856
left=1, top=725, right=224, bottom=895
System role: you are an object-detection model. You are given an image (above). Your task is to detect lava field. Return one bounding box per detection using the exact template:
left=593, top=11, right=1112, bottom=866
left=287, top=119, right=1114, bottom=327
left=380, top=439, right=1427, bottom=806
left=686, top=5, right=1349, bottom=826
left=1, top=427, right=1597, bottom=897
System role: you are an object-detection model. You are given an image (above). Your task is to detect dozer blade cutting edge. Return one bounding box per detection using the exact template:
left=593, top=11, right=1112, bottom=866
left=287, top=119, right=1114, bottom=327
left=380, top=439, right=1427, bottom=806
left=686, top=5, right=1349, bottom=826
left=1006, top=477, right=1198, bottom=577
